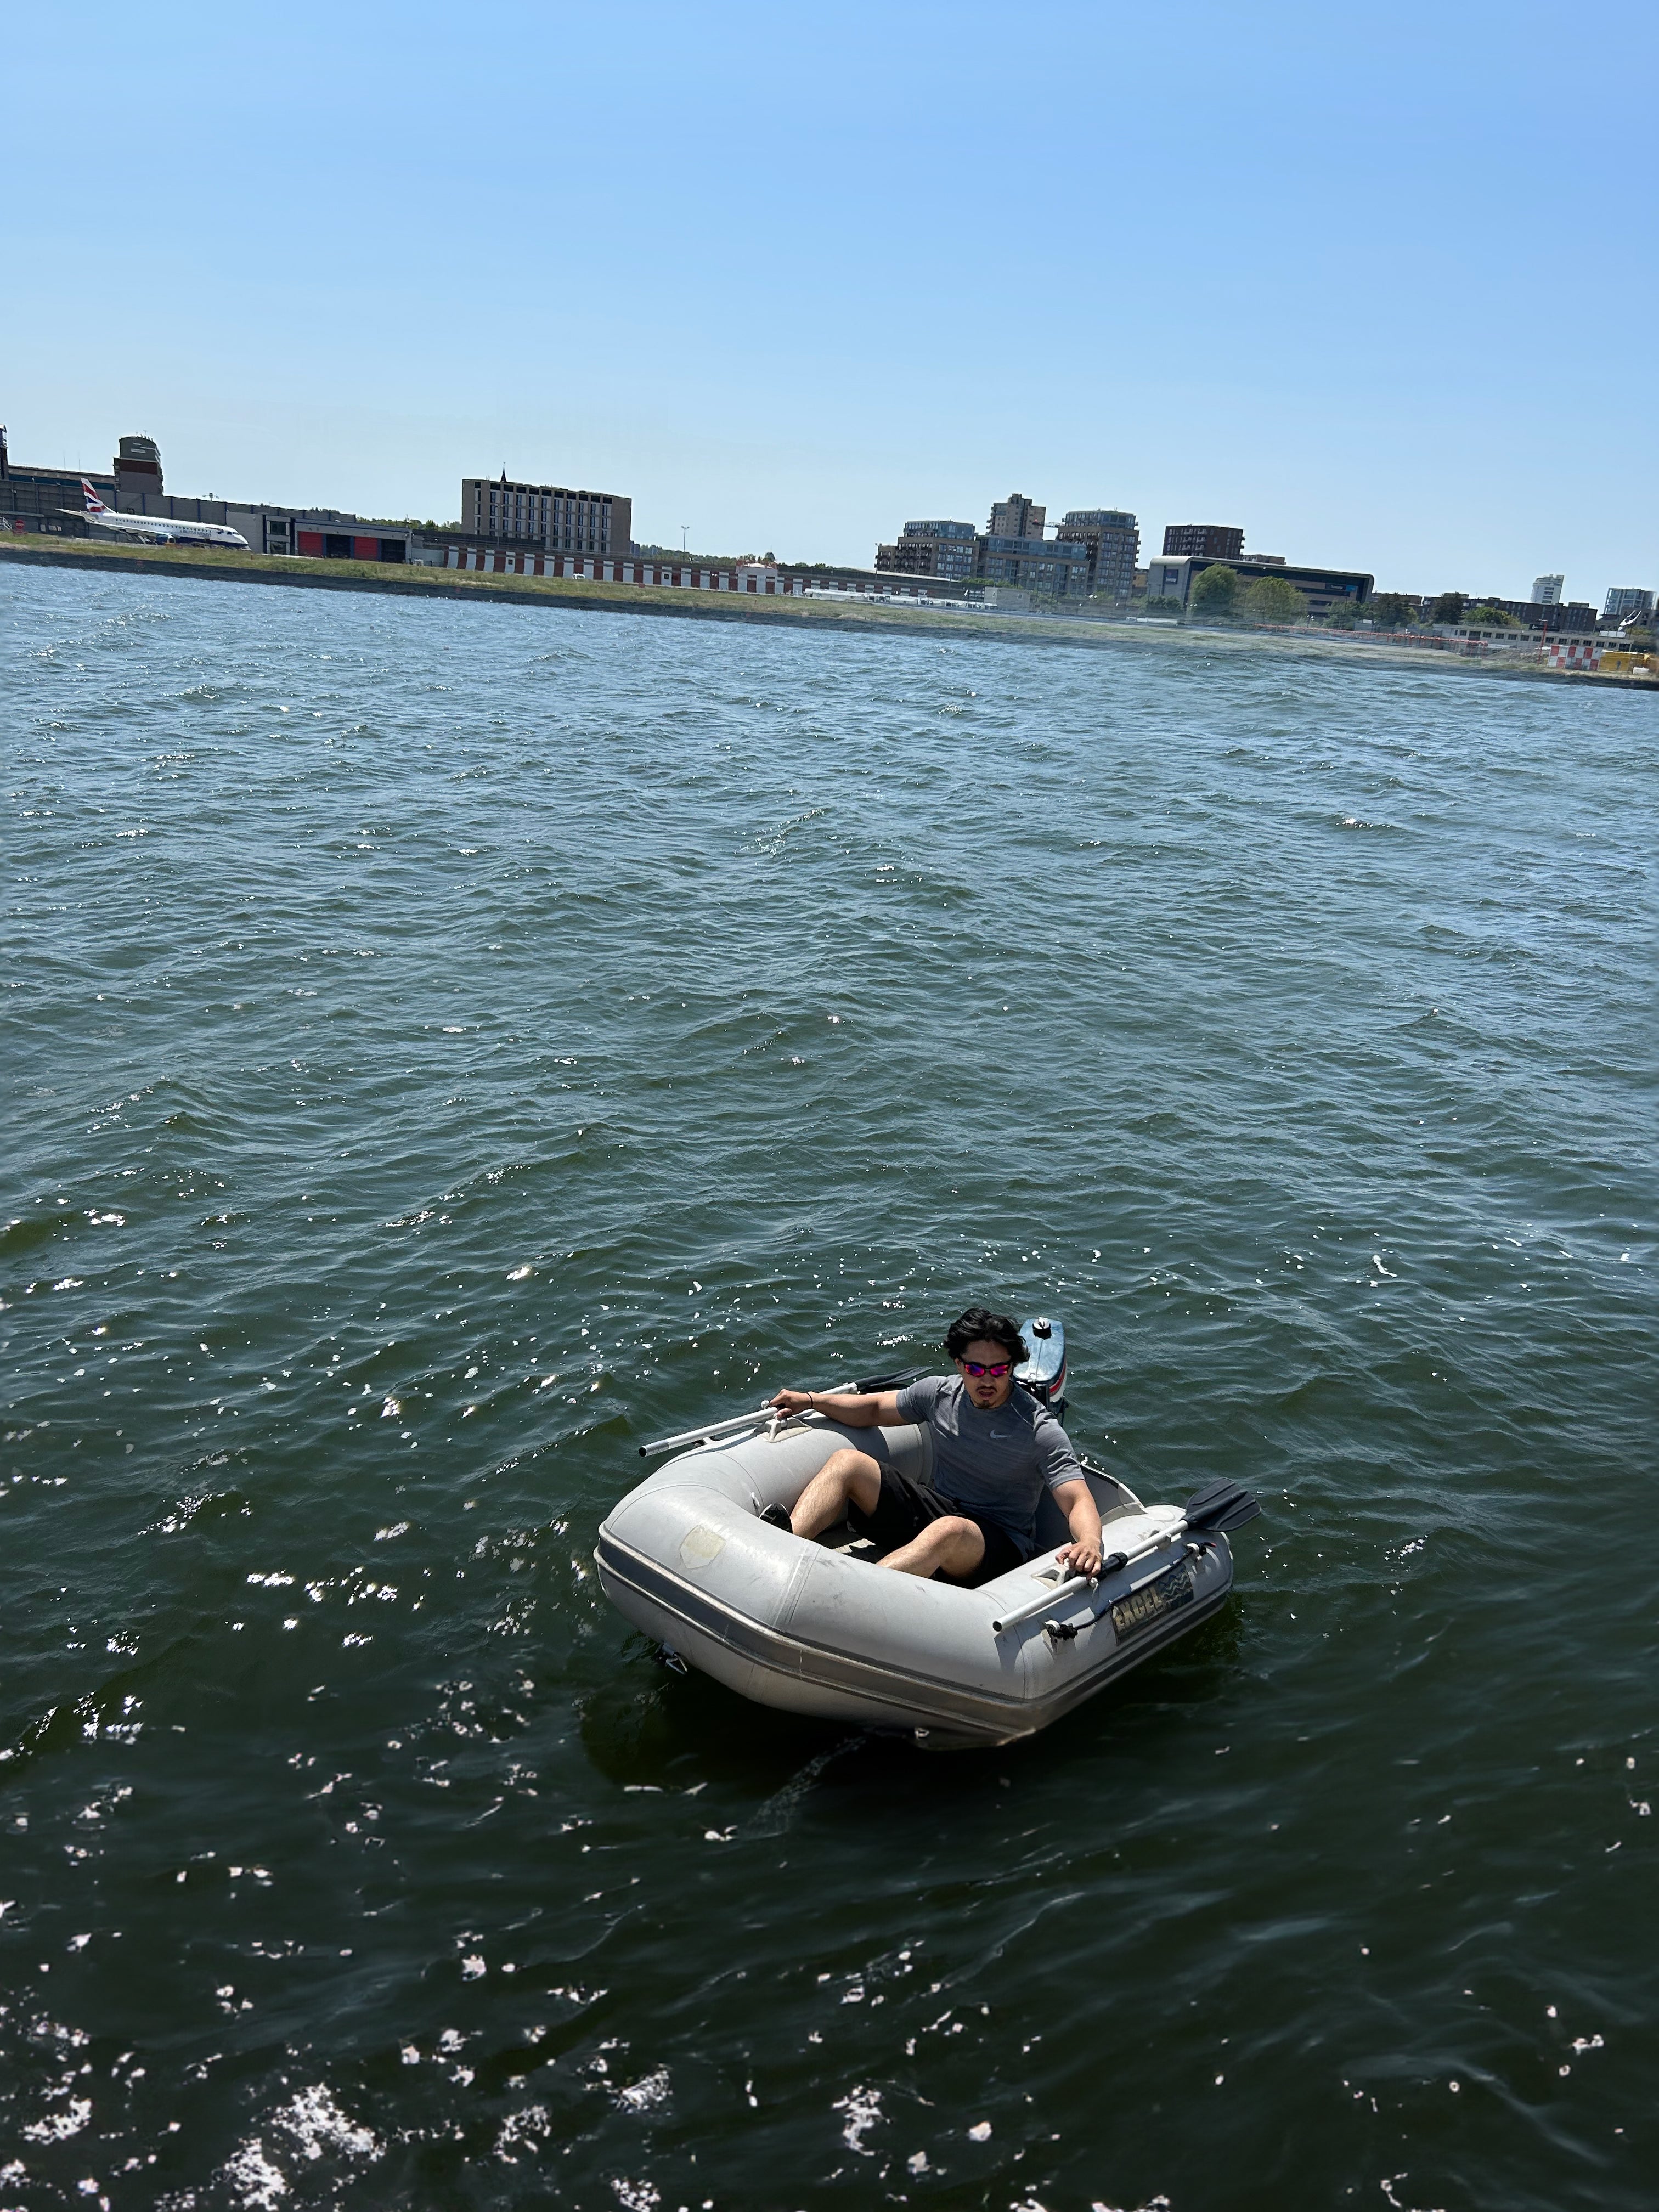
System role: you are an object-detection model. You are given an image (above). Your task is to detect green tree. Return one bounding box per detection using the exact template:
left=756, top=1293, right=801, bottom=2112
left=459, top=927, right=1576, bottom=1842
left=1368, top=591, right=1419, bottom=628
left=1464, top=603, right=1519, bottom=628
left=1240, top=574, right=1307, bottom=625
left=1324, top=598, right=1361, bottom=628
left=1189, top=562, right=1239, bottom=618
left=1428, top=591, right=1466, bottom=625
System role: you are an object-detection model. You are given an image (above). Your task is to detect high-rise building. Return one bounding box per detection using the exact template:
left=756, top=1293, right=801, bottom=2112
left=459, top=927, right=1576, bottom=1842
left=1163, top=523, right=1244, bottom=560
left=1531, top=574, right=1564, bottom=605
left=1059, top=510, right=1139, bottom=602
left=1602, top=585, right=1654, bottom=625
left=874, top=520, right=978, bottom=580
left=989, top=494, right=1046, bottom=541
left=935, top=494, right=1091, bottom=597
left=461, top=473, right=632, bottom=556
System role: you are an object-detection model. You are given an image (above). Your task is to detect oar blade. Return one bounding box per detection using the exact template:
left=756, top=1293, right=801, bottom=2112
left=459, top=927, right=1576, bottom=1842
left=1183, top=1480, right=1262, bottom=1536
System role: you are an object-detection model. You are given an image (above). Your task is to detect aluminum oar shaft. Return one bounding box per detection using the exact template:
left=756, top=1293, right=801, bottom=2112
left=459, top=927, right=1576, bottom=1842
left=639, top=1391, right=845, bottom=1458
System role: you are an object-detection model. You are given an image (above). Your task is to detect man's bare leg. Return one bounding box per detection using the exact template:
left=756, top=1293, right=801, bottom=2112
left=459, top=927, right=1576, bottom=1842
left=880, top=1515, right=985, bottom=1581
left=789, top=1448, right=882, bottom=1538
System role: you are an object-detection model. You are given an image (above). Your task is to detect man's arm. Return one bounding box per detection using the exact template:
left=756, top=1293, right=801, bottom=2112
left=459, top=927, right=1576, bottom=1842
left=767, top=1387, right=905, bottom=1428
left=1049, top=1476, right=1104, bottom=1578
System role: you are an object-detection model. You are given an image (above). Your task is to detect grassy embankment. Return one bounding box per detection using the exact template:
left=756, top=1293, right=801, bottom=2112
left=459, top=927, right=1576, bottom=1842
left=0, top=533, right=1007, bottom=638
left=5, top=535, right=1654, bottom=689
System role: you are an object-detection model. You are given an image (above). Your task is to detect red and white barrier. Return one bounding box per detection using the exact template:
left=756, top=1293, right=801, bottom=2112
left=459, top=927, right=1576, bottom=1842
left=442, top=547, right=809, bottom=595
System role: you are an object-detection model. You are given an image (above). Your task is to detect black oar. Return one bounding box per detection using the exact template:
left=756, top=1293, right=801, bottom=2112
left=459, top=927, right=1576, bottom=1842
left=1180, top=1479, right=1262, bottom=1536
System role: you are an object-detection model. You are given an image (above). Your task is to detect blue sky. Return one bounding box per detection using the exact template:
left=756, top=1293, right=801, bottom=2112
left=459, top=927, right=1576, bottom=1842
left=10, top=3, right=1655, bottom=600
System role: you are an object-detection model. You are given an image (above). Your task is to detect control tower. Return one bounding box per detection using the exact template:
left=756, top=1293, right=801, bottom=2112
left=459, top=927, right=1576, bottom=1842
left=114, top=434, right=163, bottom=511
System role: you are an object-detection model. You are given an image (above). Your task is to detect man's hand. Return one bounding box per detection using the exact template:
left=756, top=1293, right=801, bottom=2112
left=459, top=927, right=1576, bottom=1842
left=1051, top=1475, right=1105, bottom=1579
left=765, top=1389, right=897, bottom=1427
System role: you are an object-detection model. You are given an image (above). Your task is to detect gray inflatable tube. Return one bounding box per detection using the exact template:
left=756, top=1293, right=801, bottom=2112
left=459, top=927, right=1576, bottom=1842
left=595, top=1415, right=1234, bottom=1748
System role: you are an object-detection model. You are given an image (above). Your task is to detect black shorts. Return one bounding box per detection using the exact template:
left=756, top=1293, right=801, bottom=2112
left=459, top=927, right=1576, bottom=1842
left=848, top=1464, right=1029, bottom=1588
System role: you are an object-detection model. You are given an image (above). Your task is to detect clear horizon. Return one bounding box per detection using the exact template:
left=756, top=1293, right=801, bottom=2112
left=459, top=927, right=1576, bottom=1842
left=9, top=2, right=1654, bottom=607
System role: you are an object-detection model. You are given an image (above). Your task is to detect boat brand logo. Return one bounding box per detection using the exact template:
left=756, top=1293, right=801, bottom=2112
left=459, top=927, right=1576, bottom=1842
left=679, top=1525, right=726, bottom=1568
left=1110, top=1562, right=1195, bottom=1640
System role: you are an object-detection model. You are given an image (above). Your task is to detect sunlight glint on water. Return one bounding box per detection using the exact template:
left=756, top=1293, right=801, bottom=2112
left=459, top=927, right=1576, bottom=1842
left=2, top=567, right=1654, bottom=2211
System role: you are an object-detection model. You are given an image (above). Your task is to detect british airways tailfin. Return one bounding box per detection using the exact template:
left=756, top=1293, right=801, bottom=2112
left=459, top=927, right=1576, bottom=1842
left=82, top=480, right=108, bottom=515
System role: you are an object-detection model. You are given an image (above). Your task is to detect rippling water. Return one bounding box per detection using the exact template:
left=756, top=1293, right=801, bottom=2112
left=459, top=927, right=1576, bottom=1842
left=2, top=566, right=1654, bottom=2211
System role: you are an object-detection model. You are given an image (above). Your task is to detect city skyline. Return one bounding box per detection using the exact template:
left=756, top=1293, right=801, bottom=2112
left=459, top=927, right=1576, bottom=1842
left=7, top=3, right=1654, bottom=607
left=7, top=421, right=1644, bottom=625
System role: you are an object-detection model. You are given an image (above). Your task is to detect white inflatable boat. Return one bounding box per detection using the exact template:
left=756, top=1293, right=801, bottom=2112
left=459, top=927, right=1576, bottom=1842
left=596, top=1324, right=1258, bottom=1750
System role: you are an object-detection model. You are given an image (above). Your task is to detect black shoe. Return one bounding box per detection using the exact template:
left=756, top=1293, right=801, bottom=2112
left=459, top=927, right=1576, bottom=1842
left=758, top=1504, right=793, bottom=1533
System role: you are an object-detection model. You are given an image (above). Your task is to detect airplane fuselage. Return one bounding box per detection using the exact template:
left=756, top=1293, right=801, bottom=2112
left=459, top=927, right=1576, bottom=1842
left=61, top=506, right=250, bottom=550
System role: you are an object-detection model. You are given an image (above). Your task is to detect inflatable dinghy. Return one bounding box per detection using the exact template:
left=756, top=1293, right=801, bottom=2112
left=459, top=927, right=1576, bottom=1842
left=596, top=1322, right=1258, bottom=1750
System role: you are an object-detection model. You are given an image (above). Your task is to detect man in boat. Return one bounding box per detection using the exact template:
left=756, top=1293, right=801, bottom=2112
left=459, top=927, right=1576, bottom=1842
left=765, top=1307, right=1104, bottom=1587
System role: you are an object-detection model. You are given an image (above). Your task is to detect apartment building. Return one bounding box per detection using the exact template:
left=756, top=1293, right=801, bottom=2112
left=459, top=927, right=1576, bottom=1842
left=989, top=493, right=1046, bottom=541
left=1603, top=586, right=1654, bottom=625
left=1162, top=523, right=1244, bottom=560
left=979, top=533, right=1090, bottom=598
left=461, top=473, right=633, bottom=557
left=874, top=520, right=978, bottom=580
left=1059, top=509, right=1139, bottom=602
left=1466, top=593, right=1596, bottom=634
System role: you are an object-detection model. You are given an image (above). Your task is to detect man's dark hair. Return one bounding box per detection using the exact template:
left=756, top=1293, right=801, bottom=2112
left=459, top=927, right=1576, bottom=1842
left=944, top=1308, right=1028, bottom=1365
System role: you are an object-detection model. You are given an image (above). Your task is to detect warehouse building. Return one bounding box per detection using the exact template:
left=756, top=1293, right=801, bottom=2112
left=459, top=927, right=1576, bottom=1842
left=0, top=425, right=115, bottom=534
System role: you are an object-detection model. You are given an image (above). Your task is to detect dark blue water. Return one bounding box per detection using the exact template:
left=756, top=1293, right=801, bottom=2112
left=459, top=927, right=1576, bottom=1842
left=2, top=565, right=1654, bottom=2211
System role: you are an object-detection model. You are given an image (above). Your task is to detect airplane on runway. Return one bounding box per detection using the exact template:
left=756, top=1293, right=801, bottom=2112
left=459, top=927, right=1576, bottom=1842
left=64, top=480, right=249, bottom=549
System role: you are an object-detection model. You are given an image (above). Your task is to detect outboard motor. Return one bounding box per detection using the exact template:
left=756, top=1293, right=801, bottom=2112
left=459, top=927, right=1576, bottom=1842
left=1016, top=1314, right=1067, bottom=1420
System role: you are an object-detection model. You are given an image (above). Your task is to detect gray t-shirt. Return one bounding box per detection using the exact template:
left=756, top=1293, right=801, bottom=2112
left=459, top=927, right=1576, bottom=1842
left=894, top=1375, right=1082, bottom=1551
